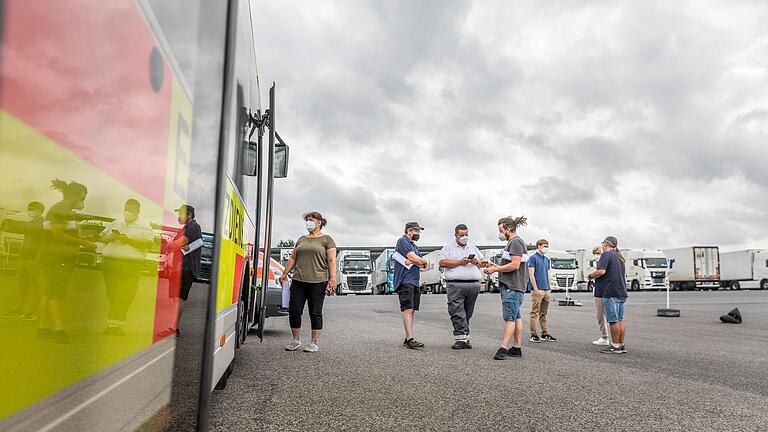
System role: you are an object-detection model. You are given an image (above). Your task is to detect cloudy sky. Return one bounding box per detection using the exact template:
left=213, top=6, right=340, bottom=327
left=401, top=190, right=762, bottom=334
left=252, top=0, right=768, bottom=251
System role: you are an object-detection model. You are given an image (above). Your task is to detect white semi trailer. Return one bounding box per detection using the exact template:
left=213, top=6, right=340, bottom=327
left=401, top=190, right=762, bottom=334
left=573, top=249, right=600, bottom=292
left=624, top=250, right=669, bottom=291
left=420, top=250, right=445, bottom=294
left=479, top=248, right=502, bottom=293
left=719, top=249, right=768, bottom=290
left=372, top=248, right=396, bottom=295
left=664, top=246, right=720, bottom=291
left=336, top=250, right=374, bottom=295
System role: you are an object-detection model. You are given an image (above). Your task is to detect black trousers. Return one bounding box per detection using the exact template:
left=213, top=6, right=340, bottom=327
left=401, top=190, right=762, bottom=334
left=289, top=280, right=326, bottom=330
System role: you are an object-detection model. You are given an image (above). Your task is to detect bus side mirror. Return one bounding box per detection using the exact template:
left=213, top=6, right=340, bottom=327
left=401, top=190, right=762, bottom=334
left=274, top=142, right=289, bottom=178
left=244, top=141, right=259, bottom=177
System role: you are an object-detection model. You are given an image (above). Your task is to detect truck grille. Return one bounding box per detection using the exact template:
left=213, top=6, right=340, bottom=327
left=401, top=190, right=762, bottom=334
left=199, top=263, right=212, bottom=282
left=651, top=271, right=666, bottom=285
left=556, top=276, right=574, bottom=288
left=347, top=276, right=368, bottom=290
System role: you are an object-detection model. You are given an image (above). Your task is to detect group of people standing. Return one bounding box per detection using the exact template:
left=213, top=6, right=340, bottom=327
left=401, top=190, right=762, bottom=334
left=279, top=211, right=629, bottom=358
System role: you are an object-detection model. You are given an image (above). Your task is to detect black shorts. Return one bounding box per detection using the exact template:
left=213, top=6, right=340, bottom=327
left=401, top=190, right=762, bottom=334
left=170, top=269, right=196, bottom=301
left=396, top=283, right=421, bottom=312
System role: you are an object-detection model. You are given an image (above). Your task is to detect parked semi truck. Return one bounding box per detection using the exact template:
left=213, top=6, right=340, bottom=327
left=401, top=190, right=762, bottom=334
left=664, top=246, right=720, bottom=290
left=719, top=249, right=768, bottom=290
left=573, top=249, right=600, bottom=292
left=479, top=248, right=502, bottom=293
left=373, top=248, right=396, bottom=295
left=624, top=250, right=669, bottom=291
left=336, top=250, right=374, bottom=295
left=546, top=250, right=579, bottom=292
left=420, top=250, right=446, bottom=294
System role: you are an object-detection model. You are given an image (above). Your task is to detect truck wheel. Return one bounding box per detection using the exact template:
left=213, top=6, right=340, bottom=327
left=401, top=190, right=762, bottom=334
left=731, top=281, right=740, bottom=290
left=761, top=279, right=768, bottom=290
left=587, top=281, right=594, bottom=292
left=631, top=280, right=640, bottom=291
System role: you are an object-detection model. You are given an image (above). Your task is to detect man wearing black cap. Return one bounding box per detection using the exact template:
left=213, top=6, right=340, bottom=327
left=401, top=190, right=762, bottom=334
left=587, top=236, right=628, bottom=354
left=393, top=222, right=428, bottom=349
left=168, top=204, right=203, bottom=336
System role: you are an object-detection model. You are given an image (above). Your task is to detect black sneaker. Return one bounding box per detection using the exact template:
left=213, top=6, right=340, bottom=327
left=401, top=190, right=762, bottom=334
left=52, top=330, right=70, bottom=344
left=620, top=345, right=627, bottom=354
left=406, top=339, right=424, bottom=350
left=175, top=328, right=180, bottom=338
left=541, top=334, right=558, bottom=342
left=529, top=334, right=541, bottom=343
left=452, top=340, right=469, bottom=350
left=600, top=345, right=623, bottom=354
left=37, top=328, right=54, bottom=339
left=493, top=347, right=507, bottom=360
left=465, top=340, right=472, bottom=349
left=507, top=346, right=522, bottom=357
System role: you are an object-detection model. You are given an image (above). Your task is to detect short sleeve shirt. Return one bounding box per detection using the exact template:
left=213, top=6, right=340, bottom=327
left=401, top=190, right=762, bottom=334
left=527, top=252, right=550, bottom=291
left=498, top=236, right=529, bottom=293
left=101, top=219, right=155, bottom=261
left=18, top=216, right=44, bottom=260
left=439, top=242, right=484, bottom=281
left=595, top=250, right=627, bottom=298
left=40, top=201, right=80, bottom=265
left=293, top=234, right=337, bottom=283
left=181, top=220, right=203, bottom=277
left=393, top=235, right=420, bottom=290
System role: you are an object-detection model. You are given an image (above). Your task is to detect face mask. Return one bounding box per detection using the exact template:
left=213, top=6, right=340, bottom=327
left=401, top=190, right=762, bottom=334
left=541, top=247, right=549, bottom=254
left=305, top=220, right=316, bottom=231
left=28, top=211, right=39, bottom=219
left=73, top=200, right=85, bottom=211
left=498, top=232, right=507, bottom=241
left=412, top=234, right=420, bottom=242
left=124, top=211, right=138, bottom=223
left=457, top=236, right=468, bottom=246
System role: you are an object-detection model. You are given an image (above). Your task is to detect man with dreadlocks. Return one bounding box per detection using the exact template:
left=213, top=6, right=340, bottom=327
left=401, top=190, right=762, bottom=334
left=485, top=215, right=529, bottom=360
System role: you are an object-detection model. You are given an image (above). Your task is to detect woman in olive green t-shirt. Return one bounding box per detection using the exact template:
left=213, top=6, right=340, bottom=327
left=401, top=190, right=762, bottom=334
left=280, top=212, right=336, bottom=353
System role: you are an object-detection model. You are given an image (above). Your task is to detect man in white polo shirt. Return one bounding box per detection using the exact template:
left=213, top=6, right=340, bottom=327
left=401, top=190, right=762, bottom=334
left=439, top=224, right=489, bottom=349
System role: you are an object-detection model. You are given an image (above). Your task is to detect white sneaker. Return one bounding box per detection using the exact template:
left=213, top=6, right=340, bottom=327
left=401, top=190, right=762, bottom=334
left=592, top=337, right=610, bottom=346
left=285, top=340, right=302, bottom=351
left=303, top=343, right=319, bottom=353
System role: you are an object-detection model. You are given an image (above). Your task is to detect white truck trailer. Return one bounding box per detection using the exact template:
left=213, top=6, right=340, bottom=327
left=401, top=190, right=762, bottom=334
left=624, top=249, right=669, bottom=291
left=372, top=248, right=396, bottom=295
left=420, top=250, right=446, bottom=294
left=573, top=249, right=600, bottom=292
left=479, top=248, right=502, bottom=293
left=336, top=250, right=374, bottom=295
left=664, top=246, right=720, bottom=291
left=719, top=249, right=768, bottom=290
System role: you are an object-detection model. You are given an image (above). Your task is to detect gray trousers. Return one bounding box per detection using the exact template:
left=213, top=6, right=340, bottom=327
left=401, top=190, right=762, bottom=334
left=446, top=281, right=481, bottom=339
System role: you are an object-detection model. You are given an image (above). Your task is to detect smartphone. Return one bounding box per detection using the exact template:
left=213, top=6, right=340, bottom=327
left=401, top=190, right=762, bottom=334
left=467, top=254, right=476, bottom=260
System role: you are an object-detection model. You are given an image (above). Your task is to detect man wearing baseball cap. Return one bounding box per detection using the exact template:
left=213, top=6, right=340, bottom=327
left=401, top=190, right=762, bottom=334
left=393, top=222, right=429, bottom=349
left=168, top=204, right=203, bottom=337
left=587, top=236, right=628, bottom=354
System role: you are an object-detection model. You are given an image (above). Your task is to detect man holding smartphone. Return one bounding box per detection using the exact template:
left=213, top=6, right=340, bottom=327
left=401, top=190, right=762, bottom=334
left=438, top=224, right=488, bottom=349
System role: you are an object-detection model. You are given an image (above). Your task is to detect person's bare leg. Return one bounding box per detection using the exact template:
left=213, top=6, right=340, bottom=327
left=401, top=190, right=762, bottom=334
left=500, top=321, right=515, bottom=348
left=38, top=296, right=50, bottom=328
left=610, top=322, right=621, bottom=344
left=311, top=329, right=321, bottom=341
left=291, top=328, right=301, bottom=338
left=618, top=322, right=626, bottom=345
left=512, top=318, right=523, bottom=347
left=403, top=309, right=414, bottom=340
left=49, top=299, right=64, bottom=331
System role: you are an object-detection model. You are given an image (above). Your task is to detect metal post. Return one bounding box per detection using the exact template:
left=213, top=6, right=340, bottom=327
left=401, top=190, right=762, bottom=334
left=257, top=83, right=277, bottom=337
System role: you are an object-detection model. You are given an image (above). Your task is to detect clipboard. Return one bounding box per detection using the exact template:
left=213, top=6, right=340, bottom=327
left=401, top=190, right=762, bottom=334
left=392, top=252, right=413, bottom=269
left=182, top=238, right=204, bottom=256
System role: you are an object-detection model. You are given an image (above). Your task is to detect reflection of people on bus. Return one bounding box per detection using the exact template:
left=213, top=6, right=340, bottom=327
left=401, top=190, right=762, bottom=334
left=166, top=204, right=202, bottom=337
left=1, top=201, right=45, bottom=320
left=100, top=199, right=154, bottom=336
left=38, top=180, right=96, bottom=344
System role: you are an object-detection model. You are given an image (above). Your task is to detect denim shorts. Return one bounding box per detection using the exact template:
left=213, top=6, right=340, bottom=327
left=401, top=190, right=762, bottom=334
left=500, top=286, right=524, bottom=321
left=603, top=297, right=626, bottom=323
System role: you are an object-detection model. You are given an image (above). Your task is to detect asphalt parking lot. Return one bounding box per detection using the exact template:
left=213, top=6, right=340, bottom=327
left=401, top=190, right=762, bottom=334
left=210, top=290, right=768, bottom=432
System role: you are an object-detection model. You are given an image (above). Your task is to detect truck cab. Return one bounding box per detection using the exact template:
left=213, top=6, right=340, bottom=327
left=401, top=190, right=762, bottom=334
left=336, top=250, right=374, bottom=295
left=547, top=250, right=578, bottom=292
left=624, top=250, right=668, bottom=291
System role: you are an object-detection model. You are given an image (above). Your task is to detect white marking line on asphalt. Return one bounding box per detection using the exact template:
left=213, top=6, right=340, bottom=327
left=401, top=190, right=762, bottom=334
left=37, top=347, right=175, bottom=432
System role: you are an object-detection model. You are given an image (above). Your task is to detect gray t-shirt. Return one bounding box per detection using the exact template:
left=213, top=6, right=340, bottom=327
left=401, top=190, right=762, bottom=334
left=498, top=236, right=529, bottom=292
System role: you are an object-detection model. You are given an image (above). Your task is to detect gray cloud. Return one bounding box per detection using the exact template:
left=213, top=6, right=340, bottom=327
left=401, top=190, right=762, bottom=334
left=255, top=0, right=768, bottom=251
